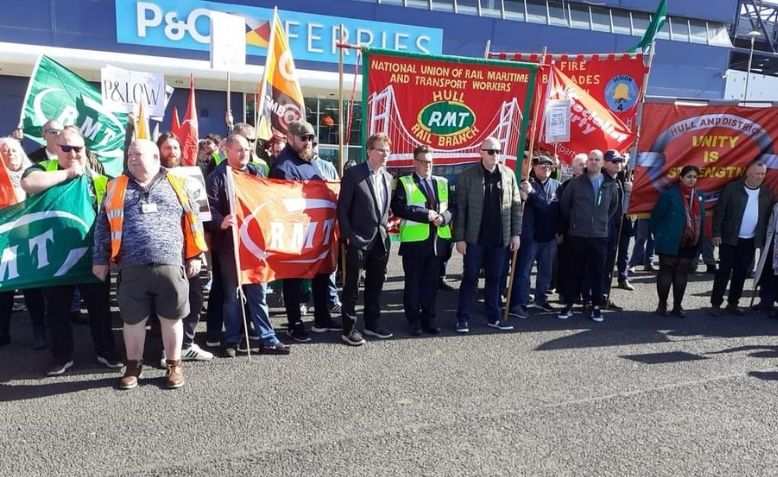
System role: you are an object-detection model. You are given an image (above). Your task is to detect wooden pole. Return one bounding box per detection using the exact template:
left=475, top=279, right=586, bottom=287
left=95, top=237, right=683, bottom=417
left=503, top=47, right=547, bottom=323
left=225, top=165, right=252, bottom=361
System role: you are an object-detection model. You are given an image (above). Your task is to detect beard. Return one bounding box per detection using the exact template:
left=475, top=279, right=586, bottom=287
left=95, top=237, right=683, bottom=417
left=296, top=145, right=314, bottom=161
left=161, top=155, right=181, bottom=168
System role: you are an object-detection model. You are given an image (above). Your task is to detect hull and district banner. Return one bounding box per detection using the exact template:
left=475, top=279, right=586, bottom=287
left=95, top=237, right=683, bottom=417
left=363, top=49, right=539, bottom=172
left=629, top=101, right=778, bottom=215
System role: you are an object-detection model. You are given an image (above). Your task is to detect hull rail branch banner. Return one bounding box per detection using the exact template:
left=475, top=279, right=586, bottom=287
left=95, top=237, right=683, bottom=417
left=0, top=176, right=98, bottom=291
left=230, top=170, right=340, bottom=283
left=629, top=101, right=778, bottom=215
left=362, top=49, right=539, bottom=171
left=488, top=51, right=647, bottom=163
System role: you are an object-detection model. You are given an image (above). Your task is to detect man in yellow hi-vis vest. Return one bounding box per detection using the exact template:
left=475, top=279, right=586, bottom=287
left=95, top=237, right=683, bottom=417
left=390, top=145, right=453, bottom=336
left=21, top=125, right=120, bottom=377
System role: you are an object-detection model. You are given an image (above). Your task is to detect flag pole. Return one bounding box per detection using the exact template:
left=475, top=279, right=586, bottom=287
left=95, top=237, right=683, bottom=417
left=255, top=8, right=278, bottom=139
left=338, top=24, right=345, bottom=177
left=503, top=46, right=547, bottom=324
left=225, top=165, right=252, bottom=361
left=227, top=71, right=232, bottom=127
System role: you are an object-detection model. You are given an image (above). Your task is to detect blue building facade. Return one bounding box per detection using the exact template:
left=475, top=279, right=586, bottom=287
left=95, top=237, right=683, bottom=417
left=0, top=0, right=737, bottom=158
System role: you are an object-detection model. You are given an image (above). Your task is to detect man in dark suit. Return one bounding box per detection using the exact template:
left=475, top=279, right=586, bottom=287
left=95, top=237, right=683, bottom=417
left=338, top=133, right=394, bottom=346
left=391, top=145, right=453, bottom=336
left=27, top=119, right=63, bottom=163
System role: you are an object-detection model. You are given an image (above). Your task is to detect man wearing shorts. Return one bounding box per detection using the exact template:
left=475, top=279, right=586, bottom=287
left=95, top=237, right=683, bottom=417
left=93, top=139, right=207, bottom=390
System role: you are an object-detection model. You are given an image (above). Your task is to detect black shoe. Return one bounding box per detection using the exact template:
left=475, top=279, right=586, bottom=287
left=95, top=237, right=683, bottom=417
left=311, top=318, right=342, bottom=333
left=726, top=304, right=745, bottom=316
left=222, top=345, right=238, bottom=358
left=364, top=327, right=393, bottom=339
left=671, top=306, right=686, bottom=318
left=341, top=329, right=366, bottom=346
left=709, top=305, right=724, bottom=316
left=617, top=280, right=635, bottom=291
left=439, top=280, right=457, bottom=292
left=259, top=341, right=291, bottom=355
left=606, top=300, right=623, bottom=311
left=96, top=354, right=123, bottom=369
left=533, top=301, right=555, bottom=313
left=644, top=263, right=657, bottom=273
left=422, top=326, right=441, bottom=335
left=590, top=307, right=604, bottom=323
left=656, top=303, right=668, bottom=317
left=706, top=264, right=717, bottom=274
left=238, top=340, right=260, bottom=353
left=46, top=359, right=74, bottom=376
left=286, top=322, right=311, bottom=342
left=409, top=326, right=423, bottom=337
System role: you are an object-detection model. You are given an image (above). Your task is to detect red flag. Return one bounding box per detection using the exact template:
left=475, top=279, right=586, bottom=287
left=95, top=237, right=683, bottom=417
left=230, top=170, right=340, bottom=283
left=543, top=66, right=635, bottom=163
left=170, top=106, right=181, bottom=137
left=179, top=76, right=199, bottom=166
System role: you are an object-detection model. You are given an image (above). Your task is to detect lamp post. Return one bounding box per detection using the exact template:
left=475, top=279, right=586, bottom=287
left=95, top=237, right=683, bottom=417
left=744, top=30, right=762, bottom=101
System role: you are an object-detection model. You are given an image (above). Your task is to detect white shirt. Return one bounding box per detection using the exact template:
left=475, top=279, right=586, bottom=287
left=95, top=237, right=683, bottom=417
left=369, top=168, right=385, bottom=212
left=738, top=186, right=760, bottom=239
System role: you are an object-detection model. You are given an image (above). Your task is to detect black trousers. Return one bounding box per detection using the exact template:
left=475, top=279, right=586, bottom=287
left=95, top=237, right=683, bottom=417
left=282, top=275, right=332, bottom=328
left=657, top=254, right=693, bottom=309
left=402, top=252, right=441, bottom=329
left=342, top=237, right=390, bottom=333
left=566, top=237, right=608, bottom=308
left=711, top=239, right=755, bottom=308
left=45, top=282, right=116, bottom=362
left=183, top=274, right=203, bottom=349
left=0, top=288, right=46, bottom=340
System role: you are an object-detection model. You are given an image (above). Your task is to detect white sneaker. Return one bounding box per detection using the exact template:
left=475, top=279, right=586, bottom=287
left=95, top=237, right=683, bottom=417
left=181, top=344, right=214, bottom=361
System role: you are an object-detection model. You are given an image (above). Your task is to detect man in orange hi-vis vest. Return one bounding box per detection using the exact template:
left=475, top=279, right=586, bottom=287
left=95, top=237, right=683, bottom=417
left=92, top=139, right=207, bottom=391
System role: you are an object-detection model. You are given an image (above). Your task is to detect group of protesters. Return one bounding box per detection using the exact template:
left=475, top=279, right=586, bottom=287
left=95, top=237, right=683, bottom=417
left=0, top=116, right=773, bottom=391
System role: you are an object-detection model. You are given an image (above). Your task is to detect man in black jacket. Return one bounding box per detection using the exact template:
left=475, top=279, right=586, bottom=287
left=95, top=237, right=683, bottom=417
left=338, top=133, right=394, bottom=346
left=27, top=120, right=62, bottom=164
left=557, top=149, right=620, bottom=322
left=711, top=160, right=773, bottom=315
left=391, top=145, right=453, bottom=335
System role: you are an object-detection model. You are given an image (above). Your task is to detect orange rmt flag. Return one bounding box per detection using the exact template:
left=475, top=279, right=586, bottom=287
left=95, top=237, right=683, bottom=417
left=257, top=9, right=305, bottom=140
left=0, top=162, right=18, bottom=209
left=229, top=169, right=339, bottom=283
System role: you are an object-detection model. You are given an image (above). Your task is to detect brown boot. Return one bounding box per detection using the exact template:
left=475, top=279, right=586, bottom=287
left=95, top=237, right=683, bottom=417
left=119, top=360, right=143, bottom=390
left=165, top=359, right=185, bottom=389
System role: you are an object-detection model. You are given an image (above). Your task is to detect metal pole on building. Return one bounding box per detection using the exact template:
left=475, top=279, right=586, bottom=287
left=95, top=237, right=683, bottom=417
left=744, top=31, right=762, bottom=102
left=226, top=71, right=232, bottom=127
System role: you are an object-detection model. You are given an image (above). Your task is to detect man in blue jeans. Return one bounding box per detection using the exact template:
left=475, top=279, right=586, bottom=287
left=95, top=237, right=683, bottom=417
left=508, top=155, right=560, bottom=319
left=205, top=134, right=290, bottom=357
left=454, top=137, right=522, bottom=333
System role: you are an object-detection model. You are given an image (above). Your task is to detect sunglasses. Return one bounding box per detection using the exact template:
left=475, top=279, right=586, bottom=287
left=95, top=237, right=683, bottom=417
left=482, top=149, right=500, bottom=155
left=45, top=128, right=61, bottom=135
left=246, top=137, right=257, bottom=143
left=298, top=135, right=315, bottom=142
left=59, top=144, right=83, bottom=153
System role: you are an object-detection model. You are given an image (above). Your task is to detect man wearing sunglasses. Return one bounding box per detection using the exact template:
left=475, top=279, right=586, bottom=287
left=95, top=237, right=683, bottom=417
left=21, top=125, right=121, bottom=376
left=27, top=119, right=63, bottom=164
left=270, top=120, right=341, bottom=343
left=454, top=137, right=522, bottom=333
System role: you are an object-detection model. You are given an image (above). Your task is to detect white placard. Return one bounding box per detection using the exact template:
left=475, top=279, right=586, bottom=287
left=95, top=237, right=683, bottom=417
left=101, top=65, right=166, bottom=118
left=167, top=167, right=212, bottom=222
left=210, top=11, right=247, bottom=70
left=544, top=99, right=572, bottom=144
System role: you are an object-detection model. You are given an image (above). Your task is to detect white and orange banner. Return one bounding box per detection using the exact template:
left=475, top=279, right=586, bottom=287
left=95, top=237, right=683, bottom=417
left=231, top=170, right=339, bottom=283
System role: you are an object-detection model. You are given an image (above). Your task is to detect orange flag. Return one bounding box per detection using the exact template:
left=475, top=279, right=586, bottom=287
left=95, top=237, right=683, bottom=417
left=257, top=10, right=305, bottom=140
left=179, top=76, right=199, bottom=166
left=0, top=163, right=18, bottom=209
left=170, top=106, right=181, bottom=137
left=230, top=169, right=339, bottom=283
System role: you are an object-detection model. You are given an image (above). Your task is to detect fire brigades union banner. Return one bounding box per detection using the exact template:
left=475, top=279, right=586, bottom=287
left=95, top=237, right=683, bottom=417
left=629, top=101, right=778, bottom=215
left=363, top=49, right=538, bottom=171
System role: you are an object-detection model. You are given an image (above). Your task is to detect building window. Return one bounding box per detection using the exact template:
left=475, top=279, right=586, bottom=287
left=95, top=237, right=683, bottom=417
left=455, top=0, right=479, bottom=15
left=707, top=22, right=732, bottom=47
left=481, top=0, right=502, bottom=18
left=568, top=3, right=590, bottom=29
left=406, top=0, right=431, bottom=8
left=631, top=11, right=650, bottom=37
left=590, top=5, right=611, bottom=33
left=690, top=19, right=708, bottom=44
left=612, top=9, right=631, bottom=35
left=526, top=0, right=548, bottom=24
left=656, top=16, right=671, bottom=40
left=503, top=0, right=525, bottom=21
left=670, top=17, right=690, bottom=42
left=548, top=0, right=568, bottom=27
left=431, top=0, right=455, bottom=12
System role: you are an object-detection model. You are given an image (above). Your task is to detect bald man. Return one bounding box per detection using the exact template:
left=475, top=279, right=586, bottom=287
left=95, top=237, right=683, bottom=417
left=93, top=139, right=207, bottom=390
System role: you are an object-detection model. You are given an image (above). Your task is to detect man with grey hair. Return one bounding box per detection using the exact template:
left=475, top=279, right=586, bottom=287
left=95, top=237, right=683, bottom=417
left=28, top=119, right=63, bottom=164
left=232, top=122, right=269, bottom=176
left=93, top=139, right=207, bottom=390
left=454, top=136, right=522, bottom=333
left=557, top=149, right=620, bottom=322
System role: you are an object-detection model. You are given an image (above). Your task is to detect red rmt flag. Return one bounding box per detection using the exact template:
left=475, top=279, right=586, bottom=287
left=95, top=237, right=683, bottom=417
left=179, top=76, right=199, bottom=166
left=229, top=169, right=340, bottom=283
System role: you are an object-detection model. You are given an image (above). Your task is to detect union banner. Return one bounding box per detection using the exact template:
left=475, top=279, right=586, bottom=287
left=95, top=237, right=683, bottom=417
left=629, top=101, right=778, bottom=215
left=229, top=170, right=339, bottom=283
left=0, top=176, right=98, bottom=290
left=363, top=49, right=539, bottom=171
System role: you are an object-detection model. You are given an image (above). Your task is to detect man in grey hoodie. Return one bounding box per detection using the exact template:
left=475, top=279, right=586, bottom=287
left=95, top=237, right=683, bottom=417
left=557, top=149, right=620, bottom=322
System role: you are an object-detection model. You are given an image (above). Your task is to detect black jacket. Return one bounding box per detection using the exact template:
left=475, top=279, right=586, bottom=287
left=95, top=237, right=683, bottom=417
left=713, top=178, right=773, bottom=248
left=559, top=172, right=619, bottom=239
left=205, top=161, right=263, bottom=249
left=337, top=162, right=392, bottom=250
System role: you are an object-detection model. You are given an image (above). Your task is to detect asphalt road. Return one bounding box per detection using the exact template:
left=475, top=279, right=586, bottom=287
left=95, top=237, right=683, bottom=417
left=1, top=249, right=777, bottom=476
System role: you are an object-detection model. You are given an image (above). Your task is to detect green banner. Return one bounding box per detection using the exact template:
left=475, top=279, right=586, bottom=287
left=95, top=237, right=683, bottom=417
left=19, top=55, right=127, bottom=177
left=0, top=176, right=98, bottom=291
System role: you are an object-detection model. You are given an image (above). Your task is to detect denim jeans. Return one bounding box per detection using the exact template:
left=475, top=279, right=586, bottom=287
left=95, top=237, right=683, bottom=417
left=511, top=239, right=556, bottom=309
left=456, top=242, right=508, bottom=325
left=629, top=219, right=655, bottom=267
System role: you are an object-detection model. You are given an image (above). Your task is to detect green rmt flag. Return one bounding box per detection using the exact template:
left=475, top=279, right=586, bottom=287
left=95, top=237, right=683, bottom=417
left=0, top=176, right=99, bottom=291
left=629, top=0, right=668, bottom=53
left=19, top=55, right=127, bottom=177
